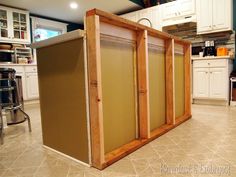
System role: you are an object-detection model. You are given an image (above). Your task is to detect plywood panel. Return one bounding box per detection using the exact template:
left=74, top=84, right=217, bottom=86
left=37, top=38, right=89, bottom=163
left=174, top=53, right=185, bottom=118
left=100, top=39, right=137, bottom=154
left=148, top=47, right=166, bottom=131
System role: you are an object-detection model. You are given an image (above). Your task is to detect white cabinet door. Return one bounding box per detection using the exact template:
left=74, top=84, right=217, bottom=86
left=162, top=1, right=177, bottom=20
left=209, top=68, right=226, bottom=99
left=193, top=68, right=209, bottom=98
left=10, top=9, right=30, bottom=44
left=177, top=0, right=195, bottom=17
left=212, top=0, right=231, bottom=31
left=196, top=0, right=212, bottom=33
left=26, top=72, right=39, bottom=99
left=0, top=7, right=11, bottom=40
left=16, top=71, right=27, bottom=100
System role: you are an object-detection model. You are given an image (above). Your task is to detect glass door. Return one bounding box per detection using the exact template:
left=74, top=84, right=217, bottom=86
left=0, top=9, right=9, bottom=39
left=12, top=12, right=28, bottom=41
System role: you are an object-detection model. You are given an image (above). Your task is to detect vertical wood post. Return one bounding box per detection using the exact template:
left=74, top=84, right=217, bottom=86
left=137, top=30, right=150, bottom=139
left=86, top=14, right=105, bottom=169
left=184, top=44, right=191, bottom=117
left=165, top=39, right=175, bottom=125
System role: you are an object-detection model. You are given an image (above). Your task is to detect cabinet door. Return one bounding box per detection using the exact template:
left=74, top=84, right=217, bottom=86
left=26, top=72, right=39, bottom=99
left=212, top=0, right=231, bottom=31
left=193, top=68, right=209, bottom=98
left=209, top=68, right=226, bottom=99
left=162, top=1, right=177, bottom=20
left=11, top=10, right=30, bottom=43
left=16, top=71, right=27, bottom=100
left=196, top=0, right=212, bottom=34
left=177, top=0, right=195, bottom=16
left=0, top=7, right=11, bottom=41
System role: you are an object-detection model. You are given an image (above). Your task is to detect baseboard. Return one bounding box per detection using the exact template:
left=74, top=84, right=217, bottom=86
left=193, top=99, right=229, bottom=106
left=24, top=99, right=40, bottom=105
left=43, top=145, right=91, bottom=167
left=230, top=101, right=236, bottom=106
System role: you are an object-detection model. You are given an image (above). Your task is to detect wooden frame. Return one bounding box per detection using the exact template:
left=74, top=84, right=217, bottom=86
left=86, top=9, right=191, bottom=170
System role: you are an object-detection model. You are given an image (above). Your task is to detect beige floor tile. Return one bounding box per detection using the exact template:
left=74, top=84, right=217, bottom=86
left=1, top=104, right=236, bottom=177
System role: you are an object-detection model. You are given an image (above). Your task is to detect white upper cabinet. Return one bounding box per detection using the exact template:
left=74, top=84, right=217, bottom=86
left=0, top=6, right=30, bottom=44
left=162, top=0, right=195, bottom=20
left=120, top=6, right=162, bottom=31
left=120, top=12, right=137, bottom=23
left=197, top=0, right=232, bottom=34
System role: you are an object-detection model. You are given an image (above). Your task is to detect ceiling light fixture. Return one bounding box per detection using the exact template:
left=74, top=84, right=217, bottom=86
left=70, top=2, right=78, bottom=9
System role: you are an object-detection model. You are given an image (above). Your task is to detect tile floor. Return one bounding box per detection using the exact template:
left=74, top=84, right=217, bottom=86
left=0, top=104, right=236, bottom=177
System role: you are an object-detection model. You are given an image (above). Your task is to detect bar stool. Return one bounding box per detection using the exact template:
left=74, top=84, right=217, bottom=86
left=0, top=68, right=31, bottom=145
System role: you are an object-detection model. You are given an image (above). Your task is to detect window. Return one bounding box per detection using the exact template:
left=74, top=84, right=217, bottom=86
left=31, top=17, right=67, bottom=42
left=34, top=28, right=62, bottom=42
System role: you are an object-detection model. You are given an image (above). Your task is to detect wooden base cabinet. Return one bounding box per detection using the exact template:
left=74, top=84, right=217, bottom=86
left=32, top=9, right=191, bottom=170
left=193, top=58, right=233, bottom=105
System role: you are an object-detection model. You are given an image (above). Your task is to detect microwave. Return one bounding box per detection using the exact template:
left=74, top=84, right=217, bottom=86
left=0, top=50, right=15, bottom=63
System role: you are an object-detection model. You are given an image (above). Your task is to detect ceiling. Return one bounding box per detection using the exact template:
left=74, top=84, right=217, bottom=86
left=0, top=0, right=141, bottom=24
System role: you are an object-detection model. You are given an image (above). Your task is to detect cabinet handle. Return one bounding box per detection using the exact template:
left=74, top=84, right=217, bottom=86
left=208, top=63, right=210, bottom=65
left=205, top=72, right=208, bottom=74
left=210, top=72, right=212, bottom=74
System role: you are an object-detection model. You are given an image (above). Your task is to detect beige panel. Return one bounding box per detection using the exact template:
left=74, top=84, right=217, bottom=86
left=37, top=39, right=89, bottom=163
left=175, top=53, right=185, bottom=118
left=148, top=47, right=166, bottom=131
left=100, top=39, right=137, bottom=154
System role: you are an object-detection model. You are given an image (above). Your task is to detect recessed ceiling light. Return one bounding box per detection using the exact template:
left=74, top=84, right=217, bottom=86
left=70, top=2, right=78, bottom=9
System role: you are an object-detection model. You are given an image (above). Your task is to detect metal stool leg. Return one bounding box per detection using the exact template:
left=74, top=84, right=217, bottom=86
left=19, top=108, right=32, bottom=132
left=0, top=109, right=4, bottom=145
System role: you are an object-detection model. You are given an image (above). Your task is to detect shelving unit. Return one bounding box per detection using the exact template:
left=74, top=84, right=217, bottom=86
left=14, top=47, right=32, bottom=64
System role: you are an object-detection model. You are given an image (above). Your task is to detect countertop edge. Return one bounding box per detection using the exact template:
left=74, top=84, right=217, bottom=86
left=31, top=30, right=85, bottom=49
left=0, top=64, right=37, bottom=66
left=191, top=56, right=234, bottom=60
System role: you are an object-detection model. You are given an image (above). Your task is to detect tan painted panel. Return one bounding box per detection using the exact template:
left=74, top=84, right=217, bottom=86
left=175, top=53, right=185, bottom=118
left=100, top=39, right=137, bottom=154
left=37, top=39, right=89, bottom=163
left=148, top=48, right=166, bottom=131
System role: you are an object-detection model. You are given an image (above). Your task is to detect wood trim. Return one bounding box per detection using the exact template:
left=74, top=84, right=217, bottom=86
left=103, top=113, right=191, bottom=170
left=86, top=15, right=105, bottom=169
left=86, top=9, right=191, bottom=45
left=85, top=9, right=192, bottom=170
left=184, top=44, right=191, bottom=117
left=137, top=30, right=150, bottom=139
left=165, top=39, right=175, bottom=125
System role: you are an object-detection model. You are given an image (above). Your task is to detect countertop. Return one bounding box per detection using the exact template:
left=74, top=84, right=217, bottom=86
left=31, top=30, right=84, bottom=49
left=0, top=63, right=37, bottom=66
left=191, top=55, right=234, bottom=60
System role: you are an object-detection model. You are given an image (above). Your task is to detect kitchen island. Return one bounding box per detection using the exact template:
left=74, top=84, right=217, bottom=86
left=32, top=9, right=191, bottom=170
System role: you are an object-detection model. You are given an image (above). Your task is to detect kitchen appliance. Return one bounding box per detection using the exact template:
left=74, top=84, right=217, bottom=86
left=0, top=49, right=15, bottom=63
left=203, top=40, right=216, bottom=57
left=217, top=47, right=228, bottom=56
